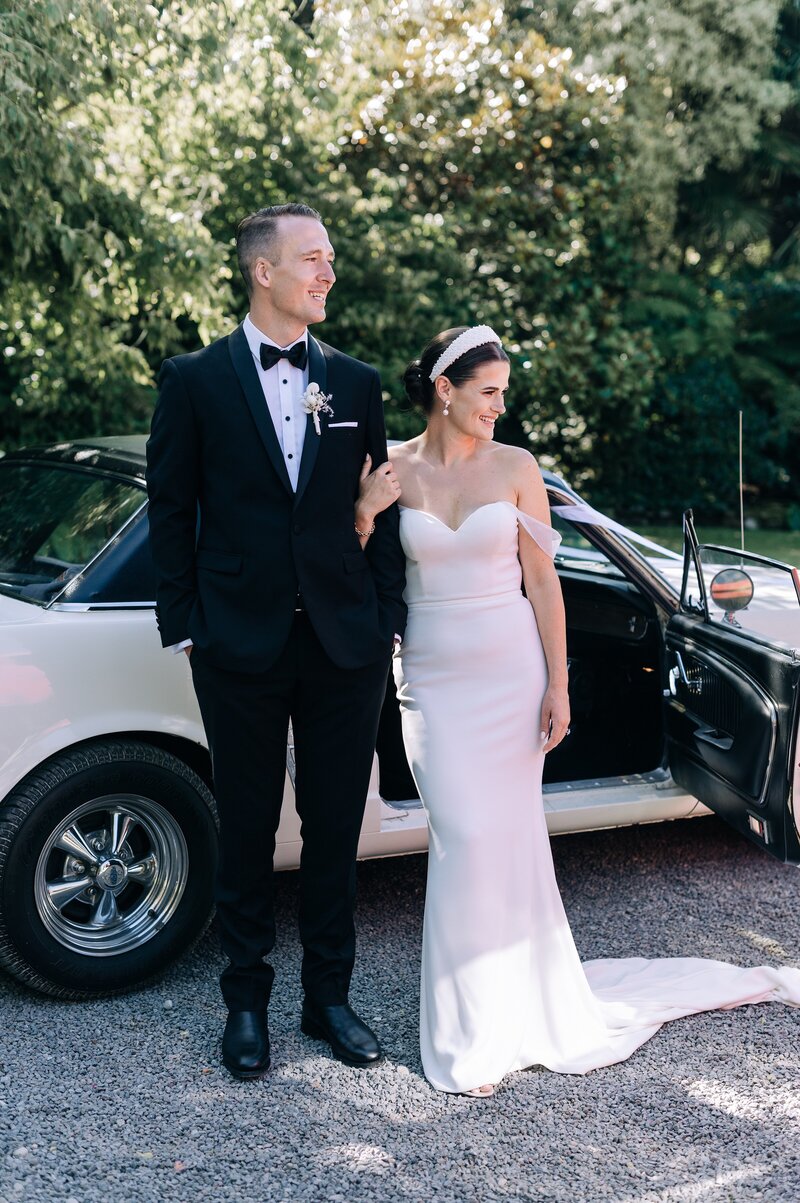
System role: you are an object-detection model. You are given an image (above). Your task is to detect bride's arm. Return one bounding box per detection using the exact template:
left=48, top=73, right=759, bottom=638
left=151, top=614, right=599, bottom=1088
left=515, top=453, right=571, bottom=752
left=355, top=453, right=401, bottom=547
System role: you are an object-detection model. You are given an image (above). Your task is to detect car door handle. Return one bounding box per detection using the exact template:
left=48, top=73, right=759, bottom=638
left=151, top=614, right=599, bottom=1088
left=694, top=725, right=733, bottom=751
left=665, top=651, right=702, bottom=697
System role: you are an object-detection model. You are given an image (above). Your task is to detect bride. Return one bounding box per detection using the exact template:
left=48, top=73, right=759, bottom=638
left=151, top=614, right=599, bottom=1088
left=367, top=324, right=800, bottom=1097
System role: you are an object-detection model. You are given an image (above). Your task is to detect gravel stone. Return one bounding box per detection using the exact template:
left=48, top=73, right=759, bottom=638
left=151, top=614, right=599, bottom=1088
left=0, top=817, right=798, bottom=1202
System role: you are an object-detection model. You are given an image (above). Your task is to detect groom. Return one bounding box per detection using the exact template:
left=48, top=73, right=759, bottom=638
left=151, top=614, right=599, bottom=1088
left=146, top=202, right=406, bottom=1079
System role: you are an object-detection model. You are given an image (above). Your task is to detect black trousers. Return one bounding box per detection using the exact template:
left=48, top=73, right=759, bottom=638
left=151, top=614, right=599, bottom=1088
left=190, top=612, right=389, bottom=1012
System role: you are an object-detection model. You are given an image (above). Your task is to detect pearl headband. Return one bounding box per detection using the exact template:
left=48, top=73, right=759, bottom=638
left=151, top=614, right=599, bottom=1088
left=428, top=325, right=503, bottom=381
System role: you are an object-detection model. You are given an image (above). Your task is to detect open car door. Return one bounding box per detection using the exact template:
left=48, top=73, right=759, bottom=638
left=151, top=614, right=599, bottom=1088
left=665, top=512, right=800, bottom=864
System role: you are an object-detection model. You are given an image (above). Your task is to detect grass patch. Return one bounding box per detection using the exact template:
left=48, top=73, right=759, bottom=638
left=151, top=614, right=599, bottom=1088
left=638, top=525, right=800, bottom=564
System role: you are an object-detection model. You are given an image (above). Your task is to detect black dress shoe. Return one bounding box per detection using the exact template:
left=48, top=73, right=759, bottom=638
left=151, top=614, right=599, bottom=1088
left=301, top=1000, right=383, bottom=1067
left=221, top=1010, right=271, bottom=1080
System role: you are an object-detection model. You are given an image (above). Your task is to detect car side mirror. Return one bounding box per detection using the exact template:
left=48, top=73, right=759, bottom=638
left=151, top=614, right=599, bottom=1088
left=709, top=567, right=754, bottom=628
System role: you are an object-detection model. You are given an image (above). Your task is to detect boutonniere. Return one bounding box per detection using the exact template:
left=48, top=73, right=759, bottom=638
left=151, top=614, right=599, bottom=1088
left=301, top=382, right=335, bottom=435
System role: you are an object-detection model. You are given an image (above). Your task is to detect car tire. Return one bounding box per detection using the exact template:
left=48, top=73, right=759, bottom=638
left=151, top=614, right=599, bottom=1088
left=0, top=739, right=218, bottom=999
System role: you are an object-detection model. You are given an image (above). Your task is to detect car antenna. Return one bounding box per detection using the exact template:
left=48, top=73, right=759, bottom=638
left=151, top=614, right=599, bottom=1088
left=738, top=410, right=745, bottom=558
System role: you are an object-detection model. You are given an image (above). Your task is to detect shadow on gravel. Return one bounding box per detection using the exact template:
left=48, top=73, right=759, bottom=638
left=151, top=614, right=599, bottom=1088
left=0, top=817, right=798, bottom=1203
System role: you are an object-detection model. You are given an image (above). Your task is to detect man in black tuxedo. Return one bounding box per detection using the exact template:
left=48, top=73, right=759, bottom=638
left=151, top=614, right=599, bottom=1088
left=146, top=203, right=406, bottom=1079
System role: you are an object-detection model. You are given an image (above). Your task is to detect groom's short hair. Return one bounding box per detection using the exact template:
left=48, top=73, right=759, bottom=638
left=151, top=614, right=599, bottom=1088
left=236, top=203, right=323, bottom=295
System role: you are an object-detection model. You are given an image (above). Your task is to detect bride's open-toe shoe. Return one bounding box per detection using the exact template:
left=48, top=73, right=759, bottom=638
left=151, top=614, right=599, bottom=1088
left=462, top=1083, right=495, bottom=1098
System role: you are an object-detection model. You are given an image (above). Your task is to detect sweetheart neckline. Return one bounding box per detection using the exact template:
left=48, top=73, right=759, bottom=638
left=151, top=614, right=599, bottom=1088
left=398, top=500, right=514, bottom=534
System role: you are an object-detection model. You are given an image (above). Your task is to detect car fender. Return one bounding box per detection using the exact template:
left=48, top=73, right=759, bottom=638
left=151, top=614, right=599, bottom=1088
left=0, top=606, right=206, bottom=800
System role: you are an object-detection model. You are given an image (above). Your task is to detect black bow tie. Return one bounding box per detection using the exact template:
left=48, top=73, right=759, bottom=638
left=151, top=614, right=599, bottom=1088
left=259, top=341, right=308, bottom=372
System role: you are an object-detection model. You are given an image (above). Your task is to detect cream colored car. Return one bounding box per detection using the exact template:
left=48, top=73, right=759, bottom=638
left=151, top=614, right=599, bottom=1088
left=1, top=437, right=798, bottom=998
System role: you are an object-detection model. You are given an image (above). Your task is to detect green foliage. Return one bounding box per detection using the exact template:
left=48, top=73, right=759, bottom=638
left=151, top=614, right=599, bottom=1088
left=301, top=1, right=661, bottom=481
left=540, top=0, right=793, bottom=246
left=0, top=1, right=273, bottom=445
left=534, top=0, right=800, bottom=520
left=0, top=0, right=796, bottom=526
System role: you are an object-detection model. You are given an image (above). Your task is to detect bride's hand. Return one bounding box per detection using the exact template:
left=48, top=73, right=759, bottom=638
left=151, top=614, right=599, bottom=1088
left=356, top=454, right=401, bottom=526
left=540, top=685, right=570, bottom=753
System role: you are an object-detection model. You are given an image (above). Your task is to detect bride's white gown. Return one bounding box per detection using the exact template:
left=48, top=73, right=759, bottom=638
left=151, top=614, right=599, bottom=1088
left=393, top=500, right=800, bottom=1093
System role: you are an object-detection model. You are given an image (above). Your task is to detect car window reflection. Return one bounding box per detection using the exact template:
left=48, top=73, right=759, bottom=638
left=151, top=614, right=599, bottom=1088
left=0, top=464, right=144, bottom=602
left=550, top=511, right=624, bottom=578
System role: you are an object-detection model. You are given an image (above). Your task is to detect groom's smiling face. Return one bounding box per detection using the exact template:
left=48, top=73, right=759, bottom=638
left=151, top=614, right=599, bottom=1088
left=257, top=216, right=336, bottom=332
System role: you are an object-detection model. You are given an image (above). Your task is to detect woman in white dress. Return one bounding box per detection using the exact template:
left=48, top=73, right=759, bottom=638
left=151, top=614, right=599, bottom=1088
left=376, top=324, right=800, bottom=1098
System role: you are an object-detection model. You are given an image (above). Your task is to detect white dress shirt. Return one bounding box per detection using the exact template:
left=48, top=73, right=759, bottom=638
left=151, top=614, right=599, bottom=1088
left=168, top=315, right=310, bottom=653
left=242, top=313, right=310, bottom=491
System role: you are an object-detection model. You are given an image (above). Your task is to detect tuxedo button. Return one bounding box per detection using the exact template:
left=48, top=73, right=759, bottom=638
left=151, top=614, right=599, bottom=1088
left=287, top=453, right=294, bottom=460
left=293, top=524, right=301, bottom=534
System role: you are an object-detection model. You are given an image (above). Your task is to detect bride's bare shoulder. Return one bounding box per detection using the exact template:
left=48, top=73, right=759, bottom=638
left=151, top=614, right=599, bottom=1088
left=388, top=437, right=423, bottom=463
left=490, top=443, right=542, bottom=480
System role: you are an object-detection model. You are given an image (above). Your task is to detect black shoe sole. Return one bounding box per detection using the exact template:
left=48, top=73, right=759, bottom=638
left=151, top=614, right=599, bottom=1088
left=222, top=1057, right=271, bottom=1081
left=300, top=1016, right=383, bottom=1068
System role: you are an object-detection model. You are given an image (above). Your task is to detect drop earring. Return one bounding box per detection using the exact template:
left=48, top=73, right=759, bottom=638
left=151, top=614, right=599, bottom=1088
left=442, top=396, right=450, bottom=416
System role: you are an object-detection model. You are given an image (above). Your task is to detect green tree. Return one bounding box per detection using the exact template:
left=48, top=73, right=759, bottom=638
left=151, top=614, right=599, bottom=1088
left=1, top=0, right=796, bottom=528
left=532, top=0, right=800, bottom=522
left=539, top=0, right=792, bottom=246
left=303, top=0, right=662, bottom=488
left=0, top=1, right=301, bottom=448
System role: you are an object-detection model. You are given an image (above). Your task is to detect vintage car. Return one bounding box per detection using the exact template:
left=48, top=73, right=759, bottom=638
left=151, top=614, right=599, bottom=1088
left=0, top=436, right=798, bottom=999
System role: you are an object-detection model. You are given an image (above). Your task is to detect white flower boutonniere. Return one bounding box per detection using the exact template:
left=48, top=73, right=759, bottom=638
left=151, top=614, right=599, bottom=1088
left=301, top=382, right=334, bottom=435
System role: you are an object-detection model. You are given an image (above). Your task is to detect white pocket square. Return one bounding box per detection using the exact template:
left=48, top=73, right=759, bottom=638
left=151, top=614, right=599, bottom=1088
left=328, top=421, right=358, bottom=428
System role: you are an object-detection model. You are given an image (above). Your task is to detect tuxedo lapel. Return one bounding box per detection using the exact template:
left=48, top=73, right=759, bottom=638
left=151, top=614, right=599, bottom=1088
left=228, top=323, right=293, bottom=495
left=294, top=334, right=328, bottom=507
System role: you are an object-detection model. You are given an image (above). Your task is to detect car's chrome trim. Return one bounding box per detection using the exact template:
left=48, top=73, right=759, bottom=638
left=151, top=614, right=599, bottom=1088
left=681, top=509, right=708, bottom=617
left=543, top=767, right=674, bottom=794
left=788, top=698, right=800, bottom=843
left=700, top=543, right=800, bottom=574
left=49, top=601, right=156, bottom=612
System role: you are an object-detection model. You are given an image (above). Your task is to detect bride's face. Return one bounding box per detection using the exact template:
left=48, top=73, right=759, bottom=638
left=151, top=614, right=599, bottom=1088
left=441, top=361, right=510, bottom=440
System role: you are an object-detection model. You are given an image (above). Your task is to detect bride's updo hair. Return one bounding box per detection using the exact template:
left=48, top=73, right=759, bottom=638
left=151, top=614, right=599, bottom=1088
left=403, top=326, right=509, bottom=414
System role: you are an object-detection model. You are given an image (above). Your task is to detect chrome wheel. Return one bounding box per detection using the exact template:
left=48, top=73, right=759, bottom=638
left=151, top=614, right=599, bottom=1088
left=34, top=794, right=189, bottom=957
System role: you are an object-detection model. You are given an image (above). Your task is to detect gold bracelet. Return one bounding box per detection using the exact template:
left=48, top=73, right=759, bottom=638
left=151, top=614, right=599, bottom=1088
left=355, top=520, right=376, bottom=538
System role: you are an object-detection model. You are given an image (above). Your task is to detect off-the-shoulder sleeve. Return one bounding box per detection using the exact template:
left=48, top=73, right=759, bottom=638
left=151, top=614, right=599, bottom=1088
left=516, top=508, right=562, bottom=558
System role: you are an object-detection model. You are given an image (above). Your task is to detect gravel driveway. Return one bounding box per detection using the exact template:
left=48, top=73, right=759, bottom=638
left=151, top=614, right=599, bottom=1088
left=1, top=816, right=798, bottom=1203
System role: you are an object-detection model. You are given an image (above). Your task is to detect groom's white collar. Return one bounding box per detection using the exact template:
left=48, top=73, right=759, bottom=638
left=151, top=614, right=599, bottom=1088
left=243, top=313, right=309, bottom=357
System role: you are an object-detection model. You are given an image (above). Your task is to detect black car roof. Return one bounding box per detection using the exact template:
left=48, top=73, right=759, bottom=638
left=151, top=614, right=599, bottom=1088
left=2, top=436, right=148, bottom=481
left=1, top=435, right=570, bottom=493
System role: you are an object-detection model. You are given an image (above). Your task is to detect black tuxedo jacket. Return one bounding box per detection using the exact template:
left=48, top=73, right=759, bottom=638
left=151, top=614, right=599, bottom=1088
left=146, top=323, right=407, bottom=673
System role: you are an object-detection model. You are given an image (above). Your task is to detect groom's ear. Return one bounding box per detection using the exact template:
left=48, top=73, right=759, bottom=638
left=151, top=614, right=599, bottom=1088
left=253, top=258, right=272, bottom=290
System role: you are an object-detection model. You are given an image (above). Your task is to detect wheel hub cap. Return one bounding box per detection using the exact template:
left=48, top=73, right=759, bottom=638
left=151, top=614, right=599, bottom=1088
left=95, top=858, right=128, bottom=891
left=35, top=794, right=189, bottom=957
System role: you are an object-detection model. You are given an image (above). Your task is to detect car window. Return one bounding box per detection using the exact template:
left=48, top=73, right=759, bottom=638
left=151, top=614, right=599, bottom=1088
left=696, top=545, right=800, bottom=647
left=550, top=510, right=624, bottom=578
left=0, top=463, right=145, bottom=602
